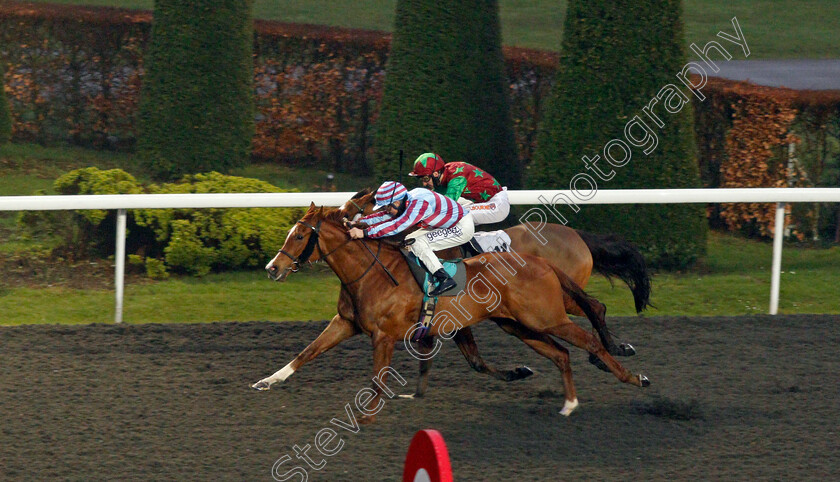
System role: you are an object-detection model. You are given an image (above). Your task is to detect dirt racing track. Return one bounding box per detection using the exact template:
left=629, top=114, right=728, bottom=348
left=2, top=314, right=839, bottom=481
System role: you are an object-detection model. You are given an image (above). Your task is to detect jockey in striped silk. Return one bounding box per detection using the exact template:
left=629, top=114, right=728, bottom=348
left=348, top=181, right=475, bottom=296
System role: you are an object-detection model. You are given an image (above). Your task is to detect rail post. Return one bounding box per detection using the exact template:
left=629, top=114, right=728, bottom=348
left=769, top=202, right=786, bottom=315
left=115, top=209, right=126, bottom=323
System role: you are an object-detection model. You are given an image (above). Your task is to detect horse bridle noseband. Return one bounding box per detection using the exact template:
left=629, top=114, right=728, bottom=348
left=276, top=218, right=398, bottom=286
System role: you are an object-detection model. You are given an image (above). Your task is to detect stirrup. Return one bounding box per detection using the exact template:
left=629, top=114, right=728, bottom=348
left=429, top=277, right=456, bottom=296
left=412, top=298, right=436, bottom=342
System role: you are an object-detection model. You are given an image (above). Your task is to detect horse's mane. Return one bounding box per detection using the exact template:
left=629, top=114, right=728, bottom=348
left=350, top=187, right=372, bottom=199
left=322, top=206, right=347, bottom=223
left=317, top=204, right=405, bottom=251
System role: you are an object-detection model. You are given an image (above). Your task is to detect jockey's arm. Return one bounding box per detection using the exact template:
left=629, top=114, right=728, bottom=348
left=365, top=200, right=425, bottom=238
left=442, top=177, right=467, bottom=201
left=359, top=211, right=392, bottom=226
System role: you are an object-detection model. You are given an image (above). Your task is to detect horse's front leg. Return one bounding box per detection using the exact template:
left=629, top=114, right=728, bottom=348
left=399, top=336, right=436, bottom=399
left=251, top=315, right=358, bottom=390
left=359, top=330, right=397, bottom=425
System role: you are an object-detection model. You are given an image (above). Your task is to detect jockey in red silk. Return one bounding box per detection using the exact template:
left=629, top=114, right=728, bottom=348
left=409, top=152, right=511, bottom=225
left=348, top=181, right=475, bottom=296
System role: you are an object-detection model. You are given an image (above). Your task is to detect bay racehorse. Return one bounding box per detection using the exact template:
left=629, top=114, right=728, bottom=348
left=254, top=204, right=649, bottom=421
left=341, top=189, right=647, bottom=393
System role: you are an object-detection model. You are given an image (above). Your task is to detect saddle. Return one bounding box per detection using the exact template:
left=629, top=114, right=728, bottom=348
left=400, top=231, right=514, bottom=342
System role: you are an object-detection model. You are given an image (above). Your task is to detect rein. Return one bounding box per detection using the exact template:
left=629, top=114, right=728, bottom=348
left=279, top=218, right=399, bottom=287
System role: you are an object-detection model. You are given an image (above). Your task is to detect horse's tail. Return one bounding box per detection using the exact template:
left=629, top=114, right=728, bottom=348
left=547, top=263, right=607, bottom=329
left=575, top=230, right=652, bottom=313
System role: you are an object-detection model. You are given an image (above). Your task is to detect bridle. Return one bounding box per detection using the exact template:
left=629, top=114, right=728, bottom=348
left=275, top=218, right=399, bottom=286
left=346, top=198, right=366, bottom=218
left=277, top=219, right=323, bottom=273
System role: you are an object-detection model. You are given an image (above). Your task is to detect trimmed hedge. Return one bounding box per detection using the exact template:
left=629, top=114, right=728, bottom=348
left=373, top=0, right=520, bottom=187
left=0, top=61, right=12, bottom=144
left=1, top=2, right=839, bottom=241
left=530, top=0, right=707, bottom=269
left=0, top=2, right=560, bottom=175
left=137, top=0, right=255, bottom=180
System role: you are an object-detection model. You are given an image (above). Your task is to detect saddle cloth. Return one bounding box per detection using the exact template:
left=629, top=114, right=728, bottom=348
left=403, top=252, right=466, bottom=298
left=468, top=230, right=512, bottom=254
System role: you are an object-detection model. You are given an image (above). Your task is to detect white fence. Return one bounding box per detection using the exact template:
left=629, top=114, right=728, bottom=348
left=2, top=188, right=839, bottom=322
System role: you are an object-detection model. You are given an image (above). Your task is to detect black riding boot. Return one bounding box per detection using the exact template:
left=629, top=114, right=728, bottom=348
left=429, top=268, right=456, bottom=296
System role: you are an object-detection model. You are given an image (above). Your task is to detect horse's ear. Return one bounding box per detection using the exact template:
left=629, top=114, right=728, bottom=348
left=317, top=206, right=324, bottom=214
left=307, top=202, right=316, bottom=212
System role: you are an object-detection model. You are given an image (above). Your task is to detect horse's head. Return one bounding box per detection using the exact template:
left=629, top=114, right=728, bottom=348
left=265, top=203, right=327, bottom=282
left=339, top=188, right=377, bottom=221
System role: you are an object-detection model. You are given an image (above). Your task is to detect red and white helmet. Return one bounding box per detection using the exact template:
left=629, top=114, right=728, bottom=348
left=409, top=153, right=445, bottom=177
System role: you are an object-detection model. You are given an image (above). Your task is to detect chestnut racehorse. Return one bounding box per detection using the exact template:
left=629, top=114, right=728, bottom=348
left=340, top=189, right=647, bottom=395
left=254, top=204, right=649, bottom=421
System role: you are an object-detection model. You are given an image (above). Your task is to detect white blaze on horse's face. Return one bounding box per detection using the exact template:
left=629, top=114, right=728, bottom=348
left=265, top=224, right=301, bottom=281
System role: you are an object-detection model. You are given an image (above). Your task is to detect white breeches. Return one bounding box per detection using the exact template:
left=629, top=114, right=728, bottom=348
left=405, top=213, right=475, bottom=273
left=463, top=188, right=510, bottom=225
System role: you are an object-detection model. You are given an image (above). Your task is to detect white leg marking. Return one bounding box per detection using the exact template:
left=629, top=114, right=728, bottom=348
left=255, top=362, right=295, bottom=389
left=560, top=398, right=579, bottom=417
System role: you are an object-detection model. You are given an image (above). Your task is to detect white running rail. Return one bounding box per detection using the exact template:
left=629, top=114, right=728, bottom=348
left=2, top=188, right=838, bottom=322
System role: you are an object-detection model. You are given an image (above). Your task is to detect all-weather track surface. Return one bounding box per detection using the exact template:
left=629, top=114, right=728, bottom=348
left=2, top=315, right=839, bottom=481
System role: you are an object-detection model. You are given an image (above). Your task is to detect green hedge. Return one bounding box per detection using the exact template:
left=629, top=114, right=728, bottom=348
left=134, top=172, right=301, bottom=275
left=373, top=0, right=521, bottom=187
left=137, top=0, right=255, bottom=180
left=17, top=168, right=300, bottom=276
left=0, top=61, right=11, bottom=145
left=530, top=0, right=706, bottom=269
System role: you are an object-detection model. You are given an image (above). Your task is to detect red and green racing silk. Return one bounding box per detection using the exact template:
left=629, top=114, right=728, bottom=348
left=437, top=162, right=503, bottom=203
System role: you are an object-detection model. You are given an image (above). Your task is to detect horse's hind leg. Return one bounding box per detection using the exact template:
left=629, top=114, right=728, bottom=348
left=251, top=315, right=358, bottom=390
left=494, top=319, right=579, bottom=416
left=547, top=321, right=649, bottom=388
left=557, top=270, right=635, bottom=359
left=452, top=326, right=535, bottom=382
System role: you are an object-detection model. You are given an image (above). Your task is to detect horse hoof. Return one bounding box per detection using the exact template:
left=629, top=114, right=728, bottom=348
left=639, top=374, right=650, bottom=387
left=588, top=353, right=610, bottom=372
left=515, top=366, right=535, bottom=379
left=559, top=398, right=579, bottom=417
left=358, top=415, right=376, bottom=425
left=619, top=343, right=636, bottom=357
left=251, top=381, right=271, bottom=391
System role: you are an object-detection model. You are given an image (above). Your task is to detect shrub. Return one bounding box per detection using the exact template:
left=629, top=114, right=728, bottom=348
left=17, top=167, right=146, bottom=260
left=17, top=168, right=299, bottom=277
left=134, top=171, right=301, bottom=275
left=144, top=256, right=169, bottom=280
left=136, top=0, right=255, bottom=180
left=530, top=0, right=707, bottom=269
left=372, top=0, right=521, bottom=187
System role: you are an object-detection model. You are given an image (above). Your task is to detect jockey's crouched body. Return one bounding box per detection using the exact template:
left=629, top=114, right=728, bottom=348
left=347, top=181, right=475, bottom=296
left=409, top=152, right=510, bottom=226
